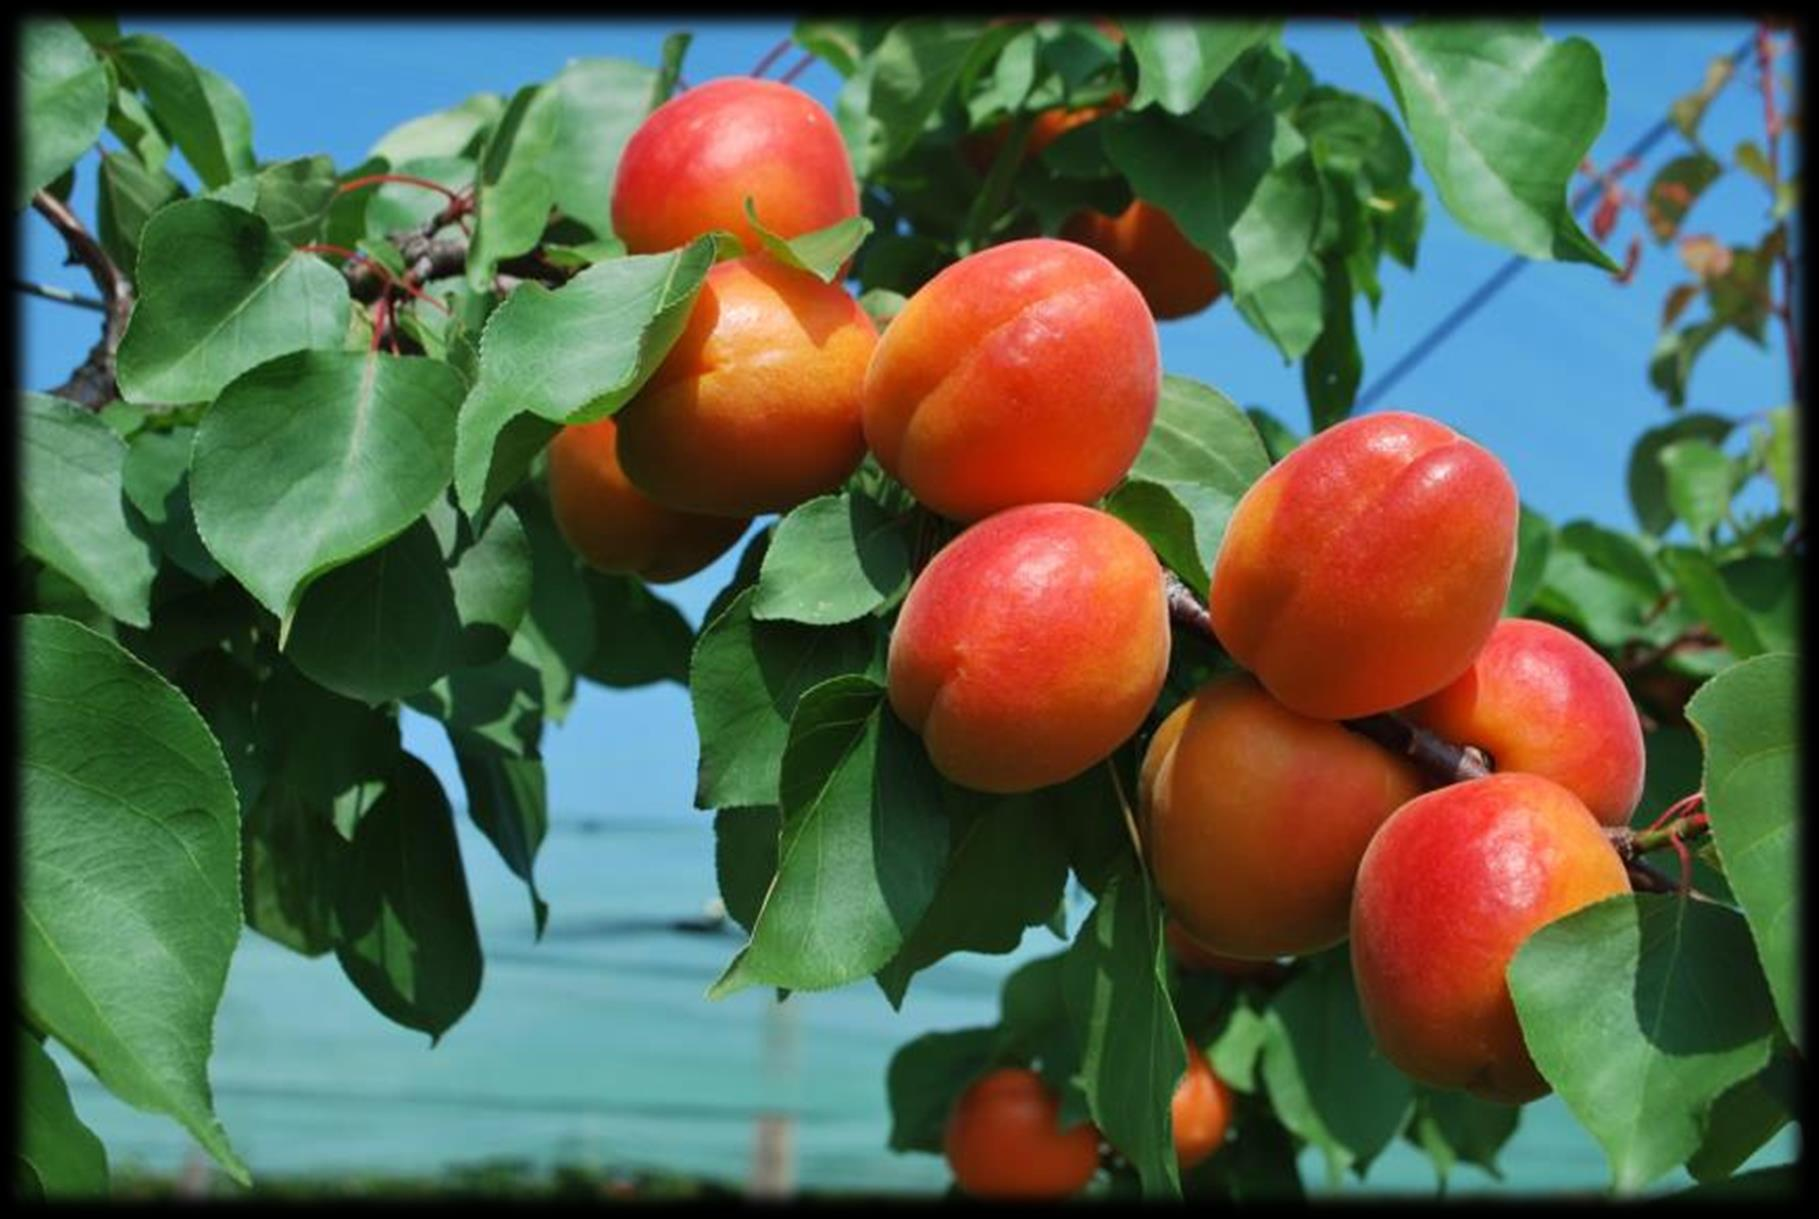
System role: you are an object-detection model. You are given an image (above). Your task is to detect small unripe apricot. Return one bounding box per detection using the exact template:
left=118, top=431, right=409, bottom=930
left=1172, top=1043, right=1234, bottom=1170
left=1142, top=673, right=1421, bottom=959
left=614, top=256, right=877, bottom=518
left=1060, top=201, right=1223, bottom=320
left=1350, top=772, right=1631, bottom=1104
left=888, top=503, right=1169, bottom=794
left=862, top=238, right=1160, bottom=522
left=1208, top=411, right=1518, bottom=720
left=944, top=1067, right=1101, bottom=1198
left=546, top=415, right=749, bottom=582
left=611, top=77, right=860, bottom=256
left=1403, top=618, right=1646, bottom=827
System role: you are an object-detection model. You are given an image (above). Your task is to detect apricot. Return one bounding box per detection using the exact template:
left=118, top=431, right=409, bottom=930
left=1172, top=1043, right=1234, bottom=1170
left=1142, top=673, right=1421, bottom=959
left=610, top=77, right=859, bottom=256
left=1208, top=411, right=1518, bottom=720
left=1403, top=618, right=1646, bottom=827
left=545, top=415, right=749, bottom=583
left=613, top=255, right=877, bottom=518
left=962, top=99, right=1119, bottom=174
left=1165, top=918, right=1278, bottom=980
left=1350, top=772, right=1631, bottom=1104
left=944, top=1066, right=1101, bottom=1198
left=888, top=503, right=1168, bottom=794
left=1061, top=201, right=1223, bottom=320
left=862, top=239, right=1160, bottom=522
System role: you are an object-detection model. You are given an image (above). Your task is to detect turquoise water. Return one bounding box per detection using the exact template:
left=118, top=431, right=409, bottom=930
left=54, top=810, right=1796, bottom=1197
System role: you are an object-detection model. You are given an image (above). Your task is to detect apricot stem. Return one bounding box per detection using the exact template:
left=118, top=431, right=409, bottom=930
left=1104, top=758, right=1145, bottom=870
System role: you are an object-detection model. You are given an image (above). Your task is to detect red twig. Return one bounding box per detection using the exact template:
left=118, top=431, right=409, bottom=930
left=1755, top=24, right=1801, bottom=400
left=336, top=173, right=464, bottom=206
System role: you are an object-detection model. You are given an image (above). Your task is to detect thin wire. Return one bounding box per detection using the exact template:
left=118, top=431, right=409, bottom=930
left=1356, top=33, right=1757, bottom=411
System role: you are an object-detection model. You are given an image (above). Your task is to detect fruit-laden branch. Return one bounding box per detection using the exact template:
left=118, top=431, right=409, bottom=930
left=1161, top=570, right=1492, bottom=785
left=340, top=202, right=570, bottom=303
left=32, top=189, right=133, bottom=410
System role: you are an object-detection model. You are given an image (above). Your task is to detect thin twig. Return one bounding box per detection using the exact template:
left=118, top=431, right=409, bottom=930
left=31, top=189, right=134, bottom=410
left=15, top=279, right=107, bottom=311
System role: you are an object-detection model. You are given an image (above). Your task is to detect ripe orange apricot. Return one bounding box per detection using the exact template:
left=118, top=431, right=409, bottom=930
left=1060, top=201, right=1223, bottom=320
left=610, top=77, right=860, bottom=256
left=944, top=1067, right=1101, bottom=1199
left=888, top=503, right=1169, bottom=794
left=1172, top=1043, right=1234, bottom=1170
left=546, top=415, right=749, bottom=582
left=1208, top=411, right=1519, bottom=720
left=1142, top=673, right=1421, bottom=959
left=1165, top=919, right=1278, bottom=980
left=862, top=238, right=1160, bottom=522
left=614, top=255, right=877, bottom=518
left=1350, top=772, right=1631, bottom=1104
left=1402, top=618, right=1646, bottom=827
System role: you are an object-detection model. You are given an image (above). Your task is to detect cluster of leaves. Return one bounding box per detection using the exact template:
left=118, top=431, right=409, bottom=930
left=16, top=14, right=1800, bottom=1203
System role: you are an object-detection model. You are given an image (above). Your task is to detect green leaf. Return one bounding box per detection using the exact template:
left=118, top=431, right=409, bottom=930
left=1686, top=1053, right=1796, bottom=1183
left=1364, top=21, right=1616, bottom=271
left=1244, top=406, right=1301, bottom=462
left=20, top=615, right=248, bottom=1184
left=875, top=787, right=1071, bottom=1007
left=1232, top=260, right=1325, bottom=360
left=121, top=424, right=220, bottom=584
left=1508, top=894, right=1779, bottom=1192
left=540, top=57, right=663, bottom=239
left=1302, top=255, right=1360, bottom=430
left=710, top=675, right=949, bottom=996
left=221, top=154, right=338, bottom=247
left=1123, top=20, right=1280, bottom=115
left=743, top=199, right=873, bottom=283
left=1648, top=318, right=1726, bottom=408
left=1685, top=654, right=1799, bottom=1049
left=369, top=92, right=503, bottom=163
left=283, top=518, right=463, bottom=704
left=714, top=806, right=780, bottom=936
left=885, top=1027, right=1000, bottom=1154
left=1404, top=1087, right=1519, bottom=1187
left=1628, top=413, right=1734, bottom=535
left=116, top=199, right=351, bottom=406
left=751, top=492, right=911, bottom=626
left=1129, top=374, right=1271, bottom=496
left=509, top=490, right=597, bottom=725
left=1644, top=153, right=1723, bottom=244
left=454, top=239, right=715, bottom=515
left=19, top=19, right=110, bottom=210
left=112, top=35, right=254, bottom=188
left=190, top=350, right=466, bottom=620
left=578, top=570, right=696, bottom=688
left=430, top=497, right=532, bottom=667
left=450, top=730, right=549, bottom=938
left=1657, top=438, right=1734, bottom=547
left=20, top=393, right=158, bottom=628
left=1669, top=55, right=1735, bottom=144
left=1657, top=546, right=1764, bottom=659
left=1259, top=948, right=1412, bottom=1183
left=105, top=85, right=172, bottom=173
left=95, top=150, right=186, bottom=275
left=18, top=1029, right=109, bottom=1198
left=865, top=20, right=1019, bottom=173
left=466, top=83, right=559, bottom=290
left=333, top=752, right=484, bottom=1041
left=1504, top=502, right=1554, bottom=616
left=689, top=588, right=884, bottom=809
left=1062, top=863, right=1184, bottom=1198
left=1674, top=1164, right=1797, bottom=1201
left=407, top=638, right=544, bottom=759
left=1758, top=406, right=1797, bottom=515
left=1103, top=477, right=1234, bottom=599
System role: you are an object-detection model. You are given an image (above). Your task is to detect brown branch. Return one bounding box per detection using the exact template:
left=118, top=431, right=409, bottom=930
left=32, top=189, right=133, bottom=410
left=1161, top=570, right=1492, bottom=787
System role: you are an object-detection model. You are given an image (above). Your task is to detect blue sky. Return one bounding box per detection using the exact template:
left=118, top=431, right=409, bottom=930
left=21, top=19, right=1795, bottom=827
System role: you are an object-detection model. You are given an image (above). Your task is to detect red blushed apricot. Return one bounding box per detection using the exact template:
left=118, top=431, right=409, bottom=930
left=888, top=503, right=1169, bottom=794
left=1208, top=411, right=1519, bottom=720
left=1060, top=201, right=1223, bottom=321
left=614, top=256, right=877, bottom=518
left=610, top=78, right=859, bottom=256
left=1350, top=772, right=1631, bottom=1104
left=1172, top=1044, right=1234, bottom=1170
left=1142, top=673, right=1421, bottom=959
left=1404, top=619, right=1646, bottom=827
left=1165, top=919, right=1279, bottom=980
left=862, top=239, right=1160, bottom=522
left=944, top=1067, right=1101, bottom=1199
left=546, top=415, right=749, bottom=583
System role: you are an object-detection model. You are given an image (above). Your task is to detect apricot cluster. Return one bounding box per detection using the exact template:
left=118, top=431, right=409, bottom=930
left=1142, top=411, right=1645, bottom=1106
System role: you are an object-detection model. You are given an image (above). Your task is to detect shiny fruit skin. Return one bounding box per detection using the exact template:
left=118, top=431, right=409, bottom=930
left=614, top=255, right=877, bottom=518
left=1060, top=200, right=1222, bottom=321
left=1172, top=1043, right=1234, bottom=1170
left=611, top=77, right=859, bottom=256
left=546, top=415, right=749, bottom=583
left=1350, top=772, right=1632, bottom=1104
left=1208, top=410, right=1519, bottom=720
left=861, top=238, right=1160, bottom=522
left=944, top=1067, right=1101, bottom=1199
